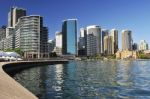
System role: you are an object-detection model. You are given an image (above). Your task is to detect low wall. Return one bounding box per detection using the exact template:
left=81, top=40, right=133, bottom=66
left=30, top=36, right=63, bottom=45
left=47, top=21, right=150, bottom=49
left=0, top=60, right=68, bottom=99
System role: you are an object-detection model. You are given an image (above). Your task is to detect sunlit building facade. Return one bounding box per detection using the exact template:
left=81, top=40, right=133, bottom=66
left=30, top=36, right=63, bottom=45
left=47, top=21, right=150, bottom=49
left=110, top=29, right=118, bottom=54
left=139, top=40, right=149, bottom=51
left=87, top=25, right=101, bottom=56
left=54, top=31, right=62, bottom=55
left=15, top=15, right=48, bottom=58
left=104, top=36, right=113, bottom=55
left=122, top=30, right=133, bottom=51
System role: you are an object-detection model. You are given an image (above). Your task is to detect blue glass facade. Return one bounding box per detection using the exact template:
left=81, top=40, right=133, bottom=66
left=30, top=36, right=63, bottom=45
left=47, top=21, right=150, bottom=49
left=62, top=19, right=77, bottom=55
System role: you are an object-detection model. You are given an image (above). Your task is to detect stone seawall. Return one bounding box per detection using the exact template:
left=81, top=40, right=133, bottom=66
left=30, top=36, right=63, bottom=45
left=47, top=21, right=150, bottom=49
left=0, top=60, right=68, bottom=99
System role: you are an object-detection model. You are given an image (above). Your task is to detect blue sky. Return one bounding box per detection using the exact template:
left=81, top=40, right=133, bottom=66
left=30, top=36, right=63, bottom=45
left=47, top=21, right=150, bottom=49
left=0, top=0, right=150, bottom=48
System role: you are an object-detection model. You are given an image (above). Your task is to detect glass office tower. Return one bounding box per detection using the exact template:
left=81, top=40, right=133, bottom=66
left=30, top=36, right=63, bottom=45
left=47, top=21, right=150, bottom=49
left=62, top=19, right=77, bottom=55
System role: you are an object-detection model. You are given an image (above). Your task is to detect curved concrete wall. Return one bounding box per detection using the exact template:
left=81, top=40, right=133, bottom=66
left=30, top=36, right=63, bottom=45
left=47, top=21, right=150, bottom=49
left=0, top=60, right=68, bottom=99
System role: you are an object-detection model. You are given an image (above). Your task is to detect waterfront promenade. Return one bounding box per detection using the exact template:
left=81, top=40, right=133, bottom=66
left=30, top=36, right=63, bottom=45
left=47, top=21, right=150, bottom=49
left=0, top=60, right=68, bottom=99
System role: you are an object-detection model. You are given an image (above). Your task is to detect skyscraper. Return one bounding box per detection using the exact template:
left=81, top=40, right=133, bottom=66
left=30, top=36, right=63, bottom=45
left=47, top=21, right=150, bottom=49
left=110, top=29, right=118, bottom=54
left=0, top=26, right=15, bottom=50
left=15, top=15, right=48, bottom=58
left=0, top=26, right=6, bottom=41
left=122, top=30, right=132, bottom=51
left=62, top=19, right=77, bottom=55
left=8, top=7, right=26, bottom=27
left=87, top=25, right=101, bottom=56
left=104, top=36, right=113, bottom=55
left=0, top=26, right=6, bottom=50
left=55, top=32, right=62, bottom=49
left=54, top=31, right=62, bottom=55
left=139, top=40, right=149, bottom=51
left=78, top=28, right=87, bottom=56
left=4, top=27, right=15, bottom=50
left=41, top=27, right=49, bottom=56
left=101, top=29, right=109, bottom=54
left=80, top=28, right=87, bottom=38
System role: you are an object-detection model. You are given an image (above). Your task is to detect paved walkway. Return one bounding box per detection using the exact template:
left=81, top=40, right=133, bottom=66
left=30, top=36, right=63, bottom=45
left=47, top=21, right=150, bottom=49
left=0, top=60, right=68, bottom=99
left=0, top=62, right=37, bottom=99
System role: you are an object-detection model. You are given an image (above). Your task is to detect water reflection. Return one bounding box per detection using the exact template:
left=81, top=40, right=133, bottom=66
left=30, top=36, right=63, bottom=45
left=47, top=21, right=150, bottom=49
left=54, top=64, right=64, bottom=92
left=14, top=65, right=42, bottom=95
left=13, top=60, right=150, bottom=99
left=39, top=64, right=65, bottom=99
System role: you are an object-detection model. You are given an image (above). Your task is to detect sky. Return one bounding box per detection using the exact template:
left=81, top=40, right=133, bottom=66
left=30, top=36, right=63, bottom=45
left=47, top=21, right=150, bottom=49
left=0, top=0, right=150, bottom=48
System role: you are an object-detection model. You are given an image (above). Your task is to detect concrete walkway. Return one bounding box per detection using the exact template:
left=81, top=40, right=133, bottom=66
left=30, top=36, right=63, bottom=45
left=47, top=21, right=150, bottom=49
left=0, top=60, right=68, bottom=99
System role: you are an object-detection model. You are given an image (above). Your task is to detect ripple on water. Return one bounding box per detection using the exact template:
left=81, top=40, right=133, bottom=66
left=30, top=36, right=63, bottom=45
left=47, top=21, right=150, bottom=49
left=13, top=60, right=150, bottom=99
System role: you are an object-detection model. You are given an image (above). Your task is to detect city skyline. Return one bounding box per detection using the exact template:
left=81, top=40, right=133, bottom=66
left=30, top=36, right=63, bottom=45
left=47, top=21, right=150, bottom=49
left=0, top=7, right=49, bottom=58
left=0, top=0, right=150, bottom=49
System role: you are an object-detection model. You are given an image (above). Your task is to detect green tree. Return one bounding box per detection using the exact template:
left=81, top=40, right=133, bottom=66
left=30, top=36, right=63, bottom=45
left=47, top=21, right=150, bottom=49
left=138, top=51, right=150, bottom=59
left=4, top=48, right=13, bottom=52
left=14, top=48, right=24, bottom=56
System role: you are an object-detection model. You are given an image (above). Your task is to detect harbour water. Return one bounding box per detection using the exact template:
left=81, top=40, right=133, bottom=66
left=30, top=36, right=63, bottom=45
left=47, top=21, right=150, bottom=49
left=13, top=60, right=150, bottom=99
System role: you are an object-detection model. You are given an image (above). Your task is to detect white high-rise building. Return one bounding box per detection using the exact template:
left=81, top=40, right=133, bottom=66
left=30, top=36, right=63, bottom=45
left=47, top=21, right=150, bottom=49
left=54, top=31, right=62, bottom=55
left=80, top=28, right=86, bottom=37
left=139, top=40, right=149, bottom=51
left=56, top=32, right=62, bottom=49
left=15, top=15, right=48, bottom=58
left=122, top=30, right=133, bottom=51
left=86, top=25, right=101, bottom=56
